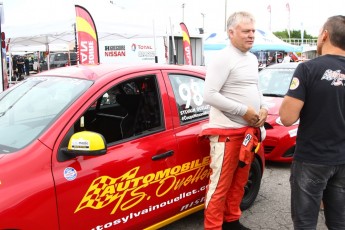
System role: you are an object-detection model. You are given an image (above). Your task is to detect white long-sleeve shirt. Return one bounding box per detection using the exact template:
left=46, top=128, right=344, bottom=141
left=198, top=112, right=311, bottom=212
left=203, top=44, right=268, bottom=129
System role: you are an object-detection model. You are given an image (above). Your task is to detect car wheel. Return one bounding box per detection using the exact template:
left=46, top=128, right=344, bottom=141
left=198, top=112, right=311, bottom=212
left=240, top=157, right=262, bottom=210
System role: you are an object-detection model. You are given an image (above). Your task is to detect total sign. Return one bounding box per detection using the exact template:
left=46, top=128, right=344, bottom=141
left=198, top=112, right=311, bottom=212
left=99, top=37, right=168, bottom=64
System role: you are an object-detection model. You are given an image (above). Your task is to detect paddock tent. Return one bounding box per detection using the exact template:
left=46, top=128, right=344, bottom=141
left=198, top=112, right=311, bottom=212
left=3, top=3, right=167, bottom=53
left=6, top=21, right=166, bottom=52
left=251, top=29, right=302, bottom=52
left=203, top=29, right=302, bottom=52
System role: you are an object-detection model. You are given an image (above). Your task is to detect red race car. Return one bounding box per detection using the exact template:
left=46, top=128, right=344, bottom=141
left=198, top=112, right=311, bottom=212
left=0, top=64, right=265, bottom=230
left=259, top=62, right=300, bottom=163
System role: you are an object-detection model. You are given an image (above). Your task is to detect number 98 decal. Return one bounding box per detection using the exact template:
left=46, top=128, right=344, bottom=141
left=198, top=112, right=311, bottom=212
left=178, top=81, right=203, bottom=109
left=170, top=76, right=209, bottom=123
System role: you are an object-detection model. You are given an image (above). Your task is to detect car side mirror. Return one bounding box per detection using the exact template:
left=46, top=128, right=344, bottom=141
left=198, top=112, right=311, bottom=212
left=61, top=131, right=107, bottom=157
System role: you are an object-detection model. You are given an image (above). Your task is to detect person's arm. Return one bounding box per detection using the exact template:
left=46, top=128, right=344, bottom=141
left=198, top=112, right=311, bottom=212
left=279, top=95, right=304, bottom=126
left=203, top=51, right=247, bottom=116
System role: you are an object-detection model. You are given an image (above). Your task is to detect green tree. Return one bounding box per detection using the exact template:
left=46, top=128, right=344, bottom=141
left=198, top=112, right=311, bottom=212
left=273, top=30, right=316, bottom=39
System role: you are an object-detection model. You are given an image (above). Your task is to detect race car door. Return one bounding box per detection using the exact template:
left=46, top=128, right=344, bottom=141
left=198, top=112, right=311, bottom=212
left=161, top=70, right=212, bottom=213
left=51, top=71, right=182, bottom=230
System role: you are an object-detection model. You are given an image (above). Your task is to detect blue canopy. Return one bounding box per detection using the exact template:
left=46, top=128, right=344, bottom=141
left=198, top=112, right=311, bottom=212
left=204, top=30, right=302, bottom=53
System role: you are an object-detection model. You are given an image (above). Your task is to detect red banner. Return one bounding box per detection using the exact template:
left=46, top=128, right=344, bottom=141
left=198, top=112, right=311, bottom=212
left=180, top=22, right=193, bottom=65
left=75, top=5, right=99, bottom=65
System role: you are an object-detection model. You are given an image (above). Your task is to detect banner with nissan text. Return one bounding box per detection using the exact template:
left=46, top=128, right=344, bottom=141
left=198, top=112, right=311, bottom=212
left=179, top=22, right=193, bottom=65
left=75, top=5, right=99, bottom=64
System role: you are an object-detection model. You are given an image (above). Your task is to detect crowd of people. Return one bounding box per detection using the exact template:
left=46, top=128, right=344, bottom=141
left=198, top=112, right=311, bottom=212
left=256, top=51, right=299, bottom=70
left=11, top=55, right=32, bottom=81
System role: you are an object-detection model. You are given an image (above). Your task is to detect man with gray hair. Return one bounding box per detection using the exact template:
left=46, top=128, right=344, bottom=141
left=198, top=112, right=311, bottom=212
left=201, top=11, right=268, bottom=230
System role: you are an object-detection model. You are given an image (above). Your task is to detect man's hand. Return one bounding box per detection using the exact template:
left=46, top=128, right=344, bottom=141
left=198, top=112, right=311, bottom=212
left=243, top=107, right=268, bottom=127
left=242, top=106, right=260, bottom=126
left=253, top=108, right=268, bottom=127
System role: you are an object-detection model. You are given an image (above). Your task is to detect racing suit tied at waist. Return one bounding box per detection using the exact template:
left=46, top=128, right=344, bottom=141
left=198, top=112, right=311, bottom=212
left=200, top=126, right=262, bottom=168
left=238, top=127, right=261, bottom=168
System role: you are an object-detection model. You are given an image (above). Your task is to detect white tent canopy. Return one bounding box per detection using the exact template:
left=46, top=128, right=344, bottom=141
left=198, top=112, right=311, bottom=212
left=6, top=22, right=167, bottom=52
left=4, top=4, right=168, bottom=52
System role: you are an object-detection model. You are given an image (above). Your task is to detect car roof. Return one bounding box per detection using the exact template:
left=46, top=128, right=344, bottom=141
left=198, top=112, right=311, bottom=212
left=264, top=62, right=300, bottom=69
left=36, top=63, right=206, bottom=81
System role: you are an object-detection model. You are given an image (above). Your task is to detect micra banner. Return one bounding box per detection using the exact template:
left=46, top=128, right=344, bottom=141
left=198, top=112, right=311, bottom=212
left=75, top=5, right=99, bottom=65
left=179, top=22, right=193, bottom=65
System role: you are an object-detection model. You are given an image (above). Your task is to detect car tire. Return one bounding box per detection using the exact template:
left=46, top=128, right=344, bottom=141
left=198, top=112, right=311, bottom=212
left=240, top=157, right=262, bottom=210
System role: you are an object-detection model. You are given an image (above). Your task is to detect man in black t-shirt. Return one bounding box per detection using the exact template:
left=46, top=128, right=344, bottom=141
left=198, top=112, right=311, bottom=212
left=280, top=15, right=345, bottom=230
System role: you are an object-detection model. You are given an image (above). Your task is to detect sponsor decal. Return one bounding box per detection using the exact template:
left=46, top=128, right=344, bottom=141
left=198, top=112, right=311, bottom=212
left=130, top=43, right=153, bottom=53
left=138, top=51, right=155, bottom=58
left=90, top=188, right=206, bottom=230
left=105, top=45, right=125, bottom=51
left=103, top=42, right=156, bottom=61
left=242, top=134, right=252, bottom=146
left=80, top=41, right=96, bottom=64
left=135, top=44, right=155, bottom=60
left=177, top=80, right=210, bottom=121
left=179, top=105, right=210, bottom=121
left=321, top=69, right=345, bottom=86
left=131, top=43, right=136, bottom=52
left=64, top=167, right=78, bottom=181
left=138, top=45, right=153, bottom=49
left=71, top=138, right=90, bottom=150
left=75, top=157, right=211, bottom=215
left=289, top=77, right=299, bottom=90
left=104, top=45, right=126, bottom=57
left=104, top=51, right=126, bottom=57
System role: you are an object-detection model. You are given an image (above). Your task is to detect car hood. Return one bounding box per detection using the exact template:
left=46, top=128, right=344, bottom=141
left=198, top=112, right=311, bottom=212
left=264, top=96, right=283, bottom=116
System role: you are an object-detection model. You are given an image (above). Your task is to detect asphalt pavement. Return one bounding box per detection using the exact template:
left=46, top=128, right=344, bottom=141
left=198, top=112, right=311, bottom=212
left=161, top=162, right=327, bottom=230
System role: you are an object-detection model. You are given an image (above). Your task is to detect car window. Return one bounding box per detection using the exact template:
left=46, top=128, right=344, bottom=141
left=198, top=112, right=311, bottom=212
left=169, top=74, right=210, bottom=124
left=259, top=68, right=295, bottom=96
left=69, top=75, right=163, bottom=146
left=54, top=53, right=67, bottom=61
left=0, top=77, right=93, bottom=153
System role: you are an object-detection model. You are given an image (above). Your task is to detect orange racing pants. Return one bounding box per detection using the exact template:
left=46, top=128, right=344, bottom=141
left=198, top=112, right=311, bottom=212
left=201, top=127, right=257, bottom=230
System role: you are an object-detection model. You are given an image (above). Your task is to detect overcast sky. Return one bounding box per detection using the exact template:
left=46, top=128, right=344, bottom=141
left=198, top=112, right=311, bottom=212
left=115, top=0, right=344, bottom=36
left=2, top=0, right=344, bottom=37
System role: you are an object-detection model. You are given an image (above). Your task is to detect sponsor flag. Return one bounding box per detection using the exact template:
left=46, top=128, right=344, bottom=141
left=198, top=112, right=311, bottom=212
left=75, top=5, right=99, bottom=65
left=180, top=22, right=193, bottom=65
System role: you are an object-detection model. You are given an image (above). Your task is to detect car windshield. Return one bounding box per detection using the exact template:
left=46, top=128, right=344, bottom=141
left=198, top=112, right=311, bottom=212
left=258, top=68, right=295, bottom=97
left=0, top=77, right=93, bottom=153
